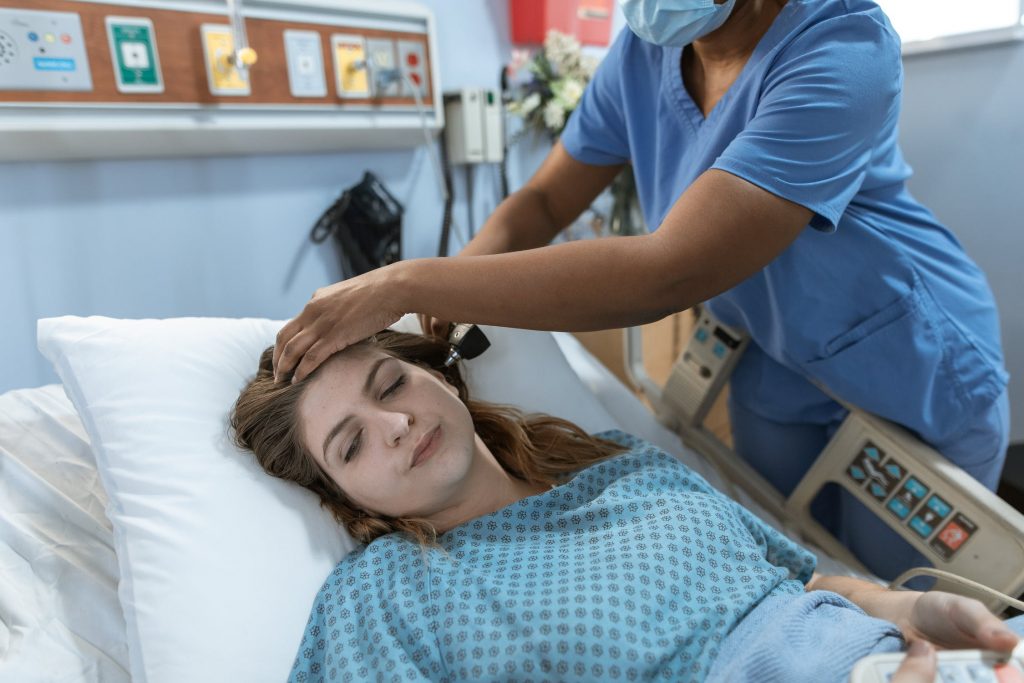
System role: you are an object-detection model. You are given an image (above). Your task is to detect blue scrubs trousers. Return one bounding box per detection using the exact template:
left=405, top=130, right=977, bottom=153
left=729, top=388, right=1010, bottom=581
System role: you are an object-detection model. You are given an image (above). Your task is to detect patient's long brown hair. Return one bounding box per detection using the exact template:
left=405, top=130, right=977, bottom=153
left=231, top=329, right=625, bottom=546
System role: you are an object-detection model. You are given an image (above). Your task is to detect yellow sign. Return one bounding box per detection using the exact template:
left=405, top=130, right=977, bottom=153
left=201, top=25, right=249, bottom=95
left=332, top=35, right=369, bottom=97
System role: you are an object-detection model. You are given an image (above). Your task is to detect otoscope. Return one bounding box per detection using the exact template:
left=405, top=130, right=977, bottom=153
left=444, top=323, right=491, bottom=367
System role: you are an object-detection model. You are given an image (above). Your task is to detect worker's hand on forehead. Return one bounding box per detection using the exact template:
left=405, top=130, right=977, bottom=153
left=273, top=268, right=404, bottom=384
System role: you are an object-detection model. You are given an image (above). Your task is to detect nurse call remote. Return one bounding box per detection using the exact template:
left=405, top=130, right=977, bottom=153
left=849, top=647, right=1024, bottom=683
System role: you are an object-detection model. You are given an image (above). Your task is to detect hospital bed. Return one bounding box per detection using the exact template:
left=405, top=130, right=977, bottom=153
left=1, top=316, right=1022, bottom=683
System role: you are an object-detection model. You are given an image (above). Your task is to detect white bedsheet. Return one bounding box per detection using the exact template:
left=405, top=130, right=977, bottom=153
left=0, top=385, right=129, bottom=683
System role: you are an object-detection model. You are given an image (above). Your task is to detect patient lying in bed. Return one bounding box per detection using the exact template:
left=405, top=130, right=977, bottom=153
left=231, top=329, right=1021, bottom=683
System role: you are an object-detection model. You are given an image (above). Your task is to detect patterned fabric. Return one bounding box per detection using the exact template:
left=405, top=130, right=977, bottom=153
left=288, top=430, right=816, bottom=682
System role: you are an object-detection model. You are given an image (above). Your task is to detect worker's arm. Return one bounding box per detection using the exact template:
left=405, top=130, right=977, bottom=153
left=397, top=166, right=812, bottom=332
left=460, top=141, right=623, bottom=256
left=418, top=143, right=621, bottom=337
left=275, top=166, right=811, bottom=381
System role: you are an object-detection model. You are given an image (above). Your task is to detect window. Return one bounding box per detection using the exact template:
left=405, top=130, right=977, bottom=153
left=875, top=0, right=1024, bottom=55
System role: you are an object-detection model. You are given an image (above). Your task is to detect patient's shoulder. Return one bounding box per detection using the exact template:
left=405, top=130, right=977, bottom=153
left=588, top=429, right=717, bottom=495
left=314, top=534, right=428, bottom=603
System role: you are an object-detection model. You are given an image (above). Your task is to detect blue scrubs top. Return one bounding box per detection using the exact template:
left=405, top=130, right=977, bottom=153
left=560, top=0, right=1007, bottom=448
left=288, top=432, right=816, bottom=683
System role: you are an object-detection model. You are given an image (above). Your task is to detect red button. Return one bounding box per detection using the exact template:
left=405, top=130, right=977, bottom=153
left=995, top=662, right=1024, bottom=683
left=61, top=33, right=72, bottom=44
left=410, top=73, right=421, bottom=85
left=406, top=52, right=419, bottom=66
left=938, top=522, right=968, bottom=551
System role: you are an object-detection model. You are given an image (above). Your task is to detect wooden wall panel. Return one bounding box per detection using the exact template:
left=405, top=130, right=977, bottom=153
left=0, top=0, right=433, bottom=106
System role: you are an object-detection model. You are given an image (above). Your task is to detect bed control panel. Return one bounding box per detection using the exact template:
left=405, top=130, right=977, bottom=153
left=844, top=440, right=979, bottom=561
left=658, top=311, right=749, bottom=428
left=787, top=409, right=1024, bottom=603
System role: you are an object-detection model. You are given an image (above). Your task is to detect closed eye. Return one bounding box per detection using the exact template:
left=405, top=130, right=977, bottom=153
left=343, top=375, right=406, bottom=463
left=381, top=375, right=405, bottom=399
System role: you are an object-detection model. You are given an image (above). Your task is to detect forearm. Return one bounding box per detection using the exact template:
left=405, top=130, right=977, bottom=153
left=392, top=235, right=691, bottom=331
left=807, top=574, right=919, bottom=625
left=458, top=186, right=565, bottom=257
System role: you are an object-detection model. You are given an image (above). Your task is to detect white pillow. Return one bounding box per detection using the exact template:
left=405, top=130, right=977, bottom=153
left=37, top=314, right=621, bottom=683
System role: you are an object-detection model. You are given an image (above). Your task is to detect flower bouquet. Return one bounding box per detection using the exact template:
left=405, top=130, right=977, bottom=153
left=506, top=30, right=643, bottom=239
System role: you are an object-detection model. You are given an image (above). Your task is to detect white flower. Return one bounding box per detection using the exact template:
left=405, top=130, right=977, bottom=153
left=543, top=99, right=566, bottom=131
left=553, top=78, right=584, bottom=109
left=578, top=54, right=600, bottom=79
left=508, top=91, right=541, bottom=116
left=544, top=30, right=581, bottom=76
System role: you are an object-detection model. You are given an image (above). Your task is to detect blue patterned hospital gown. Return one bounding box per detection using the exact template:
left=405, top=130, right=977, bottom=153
left=289, top=430, right=817, bottom=682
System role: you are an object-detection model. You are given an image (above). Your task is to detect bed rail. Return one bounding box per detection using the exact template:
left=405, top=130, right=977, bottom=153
left=622, top=314, right=1024, bottom=611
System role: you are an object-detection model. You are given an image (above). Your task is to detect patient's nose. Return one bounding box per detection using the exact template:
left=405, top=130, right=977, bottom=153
left=384, top=410, right=413, bottom=447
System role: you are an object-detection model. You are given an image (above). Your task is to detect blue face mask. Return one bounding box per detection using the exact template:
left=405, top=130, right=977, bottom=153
left=619, top=0, right=737, bottom=47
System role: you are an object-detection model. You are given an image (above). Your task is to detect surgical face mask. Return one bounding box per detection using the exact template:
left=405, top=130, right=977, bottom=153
left=619, top=0, right=737, bottom=47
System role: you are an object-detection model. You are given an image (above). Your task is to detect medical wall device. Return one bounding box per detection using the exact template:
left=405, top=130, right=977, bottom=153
left=0, top=0, right=443, bottom=160
left=628, top=309, right=1024, bottom=611
left=443, top=88, right=504, bottom=166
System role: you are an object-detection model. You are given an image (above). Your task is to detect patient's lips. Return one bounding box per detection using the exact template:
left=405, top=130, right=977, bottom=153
left=411, top=425, right=442, bottom=469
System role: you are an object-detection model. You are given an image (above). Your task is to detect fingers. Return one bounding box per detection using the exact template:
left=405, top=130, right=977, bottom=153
left=273, top=317, right=304, bottom=376
left=416, top=314, right=451, bottom=340
left=949, top=598, right=1019, bottom=651
left=430, top=318, right=452, bottom=339
left=292, top=339, right=337, bottom=384
left=274, top=327, right=317, bottom=383
left=891, top=640, right=936, bottom=683
left=416, top=313, right=433, bottom=337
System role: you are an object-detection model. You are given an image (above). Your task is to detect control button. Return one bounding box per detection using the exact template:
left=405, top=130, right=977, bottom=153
left=695, top=327, right=709, bottom=343
left=406, top=52, right=419, bottom=66
left=930, top=513, right=977, bottom=560
left=993, top=662, right=1024, bottom=683
left=410, top=72, right=421, bottom=85
left=712, top=342, right=726, bottom=358
left=61, top=33, right=71, bottom=44
left=926, top=494, right=952, bottom=518
left=28, top=31, right=38, bottom=42
left=966, top=662, right=998, bottom=683
left=849, top=443, right=892, bottom=496
left=889, top=476, right=927, bottom=521
left=937, top=664, right=971, bottom=683
left=904, top=477, right=928, bottom=499
left=846, top=462, right=867, bottom=484
left=887, top=497, right=911, bottom=520
left=699, top=366, right=711, bottom=379
left=909, top=516, right=934, bottom=538
left=44, top=33, right=55, bottom=43
left=865, top=455, right=904, bottom=497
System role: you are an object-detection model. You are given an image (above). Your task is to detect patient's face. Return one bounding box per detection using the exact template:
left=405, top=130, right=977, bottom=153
left=297, top=346, right=478, bottom=520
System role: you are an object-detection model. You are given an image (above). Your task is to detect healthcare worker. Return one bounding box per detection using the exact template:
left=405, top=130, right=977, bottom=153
left=273, top=0, right=1009, bottom=580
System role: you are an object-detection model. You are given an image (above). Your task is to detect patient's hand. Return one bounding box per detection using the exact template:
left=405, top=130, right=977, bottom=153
left=899, top=591, right=1018, bottom=652
left=807, top=575, right=1018, bottom=654
left=890, top=640, right=936, bottom=683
